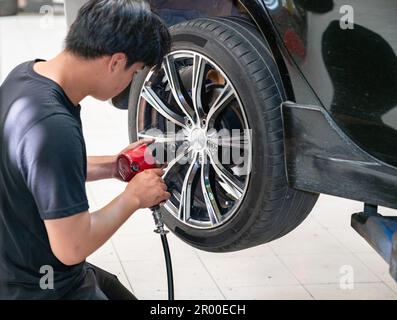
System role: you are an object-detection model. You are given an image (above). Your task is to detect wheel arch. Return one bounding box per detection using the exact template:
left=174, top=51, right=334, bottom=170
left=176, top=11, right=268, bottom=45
left=111, top=0, right=296, bottom=109
left=238, top=0, right=295, bottom=102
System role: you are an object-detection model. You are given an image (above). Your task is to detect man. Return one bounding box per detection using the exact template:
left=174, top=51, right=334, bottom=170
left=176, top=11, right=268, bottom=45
left=0, top=0, right=171, bottom=299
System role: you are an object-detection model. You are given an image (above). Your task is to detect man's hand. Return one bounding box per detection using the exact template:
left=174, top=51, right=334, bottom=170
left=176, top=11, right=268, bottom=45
left=86, top=139, right=154, bottom=182
left=111, top=139, right=154, bottom=181
left=122, top=168, right=171, bottom=209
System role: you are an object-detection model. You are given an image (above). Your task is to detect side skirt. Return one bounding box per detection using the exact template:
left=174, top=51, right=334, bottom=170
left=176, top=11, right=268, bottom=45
left=282, top=102, right=397, bottom=209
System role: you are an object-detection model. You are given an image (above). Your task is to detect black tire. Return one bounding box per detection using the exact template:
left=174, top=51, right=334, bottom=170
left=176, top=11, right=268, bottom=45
left=128, top=17, right=318, bottom=252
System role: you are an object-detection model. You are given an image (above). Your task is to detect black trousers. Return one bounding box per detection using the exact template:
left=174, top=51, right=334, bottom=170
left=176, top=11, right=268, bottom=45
left=64, top=263, right=137, bottom=300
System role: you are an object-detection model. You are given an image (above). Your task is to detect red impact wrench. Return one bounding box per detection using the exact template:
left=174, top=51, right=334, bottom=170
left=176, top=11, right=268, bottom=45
left=117, top=144, right=174, bottom=300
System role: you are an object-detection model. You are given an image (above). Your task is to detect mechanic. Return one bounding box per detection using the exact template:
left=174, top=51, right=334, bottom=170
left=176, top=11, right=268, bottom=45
left=0, top=0, right=171, bottom=300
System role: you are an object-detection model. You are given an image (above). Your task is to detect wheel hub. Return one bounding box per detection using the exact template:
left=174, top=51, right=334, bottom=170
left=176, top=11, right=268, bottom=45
left=189, top=127, right=208, bottom=151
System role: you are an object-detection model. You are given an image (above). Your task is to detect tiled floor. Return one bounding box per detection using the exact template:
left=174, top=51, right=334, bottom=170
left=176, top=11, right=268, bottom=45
left=1, top=14, right=397, bottom=300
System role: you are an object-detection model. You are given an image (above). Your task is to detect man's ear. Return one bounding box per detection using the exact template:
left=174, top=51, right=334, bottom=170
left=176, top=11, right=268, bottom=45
left=109, top=53, right=127, bottom=73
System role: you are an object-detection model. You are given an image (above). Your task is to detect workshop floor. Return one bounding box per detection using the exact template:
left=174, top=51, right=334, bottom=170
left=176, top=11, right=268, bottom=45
left=1, top=14, right=397, bottom=300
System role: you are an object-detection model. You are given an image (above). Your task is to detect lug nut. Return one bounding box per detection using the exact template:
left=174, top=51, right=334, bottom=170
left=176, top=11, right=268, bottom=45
left=185, top=118, right=193, bottom=127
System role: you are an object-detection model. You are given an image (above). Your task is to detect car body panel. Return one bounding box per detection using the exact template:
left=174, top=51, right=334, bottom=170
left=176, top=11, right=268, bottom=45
left=283, top=102, right=397, bottom=210
left=263, top=0, right=397, bottom=167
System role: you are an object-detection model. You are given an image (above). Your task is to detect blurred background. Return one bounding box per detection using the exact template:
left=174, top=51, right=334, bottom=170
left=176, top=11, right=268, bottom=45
left=0, top=0, right=64, bottom=16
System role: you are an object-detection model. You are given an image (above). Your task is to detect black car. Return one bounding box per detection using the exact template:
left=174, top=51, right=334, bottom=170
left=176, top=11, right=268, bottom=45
left=65, top=0, right=397, bottom=276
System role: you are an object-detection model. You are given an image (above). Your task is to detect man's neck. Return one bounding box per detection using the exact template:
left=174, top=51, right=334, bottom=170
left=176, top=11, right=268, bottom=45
left=33, top=51, right=92, bottom=106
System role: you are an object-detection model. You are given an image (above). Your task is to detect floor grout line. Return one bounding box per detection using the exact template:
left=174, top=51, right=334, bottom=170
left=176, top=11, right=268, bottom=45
left=194, top=249, right=227, bottom=300
left=295, top=214, right=395, bottom=291
left=110, top=239, right=135, bottom=294
left=268, top=245, right=316, bottom=300
left=323, top=224, right=397, bottom=298
left=352, top=253, right=397, bottom=297
left=383, top=282, right=397, bottom=295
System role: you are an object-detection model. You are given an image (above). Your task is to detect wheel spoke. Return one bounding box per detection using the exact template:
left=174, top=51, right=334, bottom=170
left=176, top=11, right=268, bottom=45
left=163, top=145, right=192, bottom=179
left=207, top=151, right=244, bottom=199
left=178, top=152, right=200, bottom=222
left=141, top=86, right=186, bottom=128
left=163, top=56, right=194, bottom=122
left=191, top=54, right=206, bottom=121
left=206, top=83, right=235, bottom=125
left=200, top=152, right=223, bottom=225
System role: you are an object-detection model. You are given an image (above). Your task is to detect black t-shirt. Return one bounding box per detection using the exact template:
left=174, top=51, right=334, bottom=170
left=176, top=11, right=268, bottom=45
left=0, top=60, right=90, bottom=299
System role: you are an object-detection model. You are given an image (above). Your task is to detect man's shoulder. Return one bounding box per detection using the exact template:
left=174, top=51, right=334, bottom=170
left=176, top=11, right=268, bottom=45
left=9, top=60, right=31, bottom=75
left=1, top=60, right=82, bottom=150
left=1, top=61, right=32, bottom=85
left=5, top=96, right=80, bottom=141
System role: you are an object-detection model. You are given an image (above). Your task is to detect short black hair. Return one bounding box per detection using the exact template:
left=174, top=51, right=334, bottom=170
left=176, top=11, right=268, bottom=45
left=65, top=0, right=171, bottom=69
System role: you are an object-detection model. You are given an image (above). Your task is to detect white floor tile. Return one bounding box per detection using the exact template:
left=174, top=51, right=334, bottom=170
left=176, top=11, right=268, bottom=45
left=113, top=232, right=197, bottom=263
left=379, top=207, right=397, bottom=217
left=222, top=285, right=313, bottom=300
left=113, top=209, right=162, bottom=237
left=384, top=281, right=397, bottom=295
left=86, top=180, right=125, bottom=210
left=86, top=240, right=119, bottom=265
left=134, top=289, right=167, bottom=300
left=355, top=252, right=394, bottom=283
left=202, top=256, right=300, bottom=287
left=279, top=253, right=379, bottom=284
left=311, top=195, right=362, bottom=229
left=91, top=261, right=133, bottom=293
left=269, top=225, right=349, bottom=256
left=327, top=228, right=374, bottom=253
left=134, top=287, right=225, bottom=300
left=122, top=256, right=222, bottom=300
left=305, top=283, right=397, bottom=300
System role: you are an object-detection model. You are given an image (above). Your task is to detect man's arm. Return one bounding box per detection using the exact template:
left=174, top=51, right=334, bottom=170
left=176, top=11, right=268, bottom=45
left=86, top=140, right=153, bottom=182
left=86, top=155, right=117, bottom=182
left=17, top=117, right=165, bottom=265
left=44, top=168, right=170, bottom=266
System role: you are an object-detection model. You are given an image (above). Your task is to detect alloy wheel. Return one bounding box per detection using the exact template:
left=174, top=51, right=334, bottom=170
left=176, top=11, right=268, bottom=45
left=136, top=50, right=252, bottom=229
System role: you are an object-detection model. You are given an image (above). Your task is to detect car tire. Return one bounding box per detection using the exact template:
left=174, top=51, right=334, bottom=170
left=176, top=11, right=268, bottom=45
left=128, top=17, right=318, bottom=252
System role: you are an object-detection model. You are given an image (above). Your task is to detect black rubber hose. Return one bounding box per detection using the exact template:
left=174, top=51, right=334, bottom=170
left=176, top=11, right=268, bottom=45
left=160, top=233, right=174, bottom=300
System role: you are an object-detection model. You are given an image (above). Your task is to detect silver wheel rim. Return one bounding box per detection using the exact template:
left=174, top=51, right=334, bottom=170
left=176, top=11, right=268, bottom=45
left=136, top=50, right=252, bottom=229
